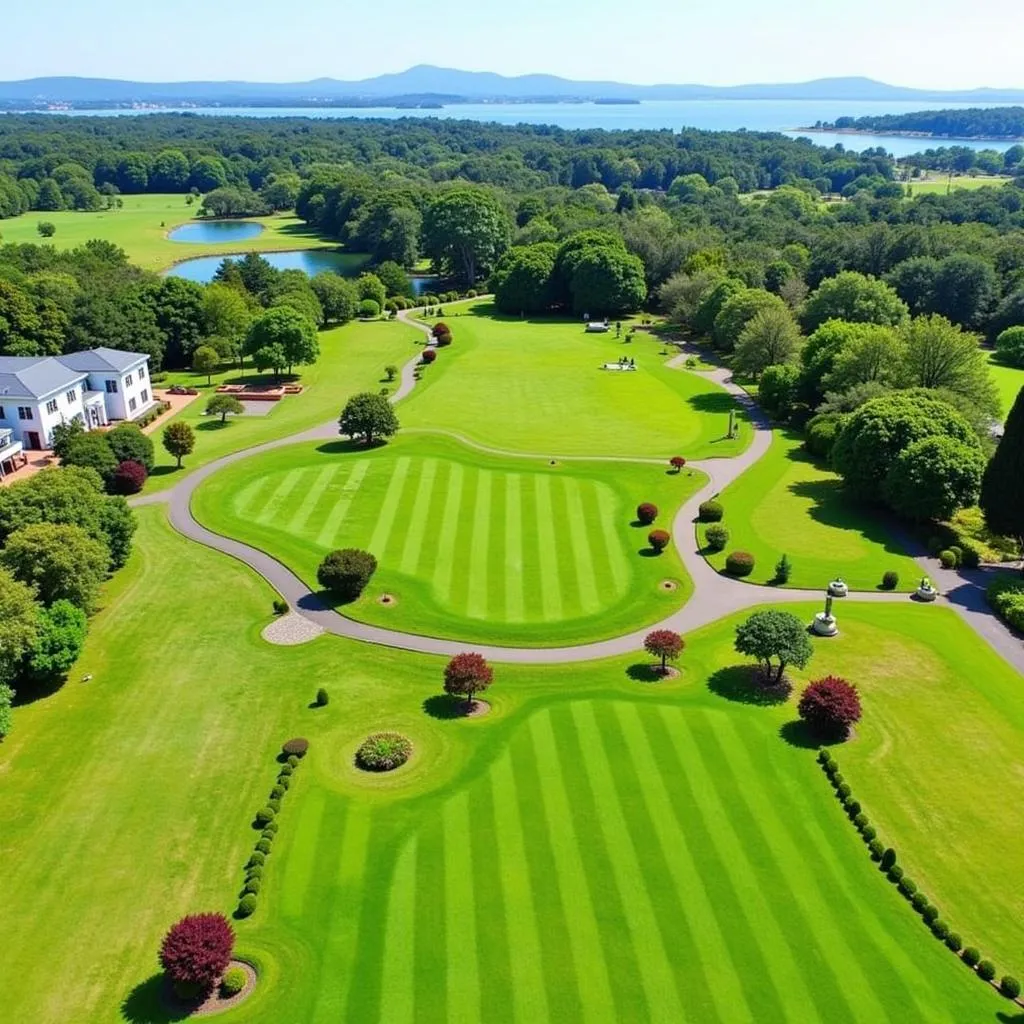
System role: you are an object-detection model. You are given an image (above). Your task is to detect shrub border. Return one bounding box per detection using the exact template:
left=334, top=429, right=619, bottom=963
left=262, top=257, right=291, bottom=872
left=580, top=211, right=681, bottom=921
left=816, top=748, right=1022, bottom=1006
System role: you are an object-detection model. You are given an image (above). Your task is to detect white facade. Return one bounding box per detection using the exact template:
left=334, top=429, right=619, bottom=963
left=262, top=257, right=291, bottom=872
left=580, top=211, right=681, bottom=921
left=0, top=348, right=154, bottom=450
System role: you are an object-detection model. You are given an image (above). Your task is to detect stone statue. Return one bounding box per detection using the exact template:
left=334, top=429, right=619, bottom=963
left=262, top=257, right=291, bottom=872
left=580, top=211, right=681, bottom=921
left=825, top=593, right=833, bottom=618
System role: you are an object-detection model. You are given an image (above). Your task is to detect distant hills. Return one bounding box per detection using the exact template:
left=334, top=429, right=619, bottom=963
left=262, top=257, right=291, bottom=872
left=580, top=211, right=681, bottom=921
left=4, top=65, right=1024, bottom=108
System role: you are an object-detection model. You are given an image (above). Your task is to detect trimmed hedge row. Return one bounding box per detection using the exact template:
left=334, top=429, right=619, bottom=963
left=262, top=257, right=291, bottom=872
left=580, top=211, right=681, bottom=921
left=817, top=749, right=1021, bottom=1004
left=235, top=738, right=308, bottom=919
left=986, top=576, right=1024, bottom=633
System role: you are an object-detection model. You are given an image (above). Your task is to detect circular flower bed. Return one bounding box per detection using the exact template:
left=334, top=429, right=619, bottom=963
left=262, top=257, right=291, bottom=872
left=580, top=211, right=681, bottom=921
left=355, top=732, right=413, bottom=772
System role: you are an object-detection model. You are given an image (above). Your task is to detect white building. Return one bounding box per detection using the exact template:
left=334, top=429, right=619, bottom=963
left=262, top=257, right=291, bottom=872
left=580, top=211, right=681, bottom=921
left=0, top=347, right=154, bottom=451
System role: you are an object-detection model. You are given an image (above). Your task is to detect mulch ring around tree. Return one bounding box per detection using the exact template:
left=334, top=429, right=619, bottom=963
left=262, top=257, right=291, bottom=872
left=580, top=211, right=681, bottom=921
left=377, top=593, right=398, bottom=606
left=627, top=663, right=680, bottom=683
left=460, top=698, right=491, bottom=718
left=163, top=960, right=257, bottom=1018
left=659, top=579, right=678, bottom=592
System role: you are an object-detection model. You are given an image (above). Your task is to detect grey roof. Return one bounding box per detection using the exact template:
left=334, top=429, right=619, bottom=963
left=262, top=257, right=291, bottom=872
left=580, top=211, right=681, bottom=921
left=0, top=356, right=86, bottom=401
left=58, top=347, right=149, bottom=374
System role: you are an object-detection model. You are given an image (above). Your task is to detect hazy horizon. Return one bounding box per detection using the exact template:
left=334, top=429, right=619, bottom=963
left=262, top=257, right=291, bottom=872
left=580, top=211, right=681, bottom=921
left=4, top=0, right=1022, bottom=91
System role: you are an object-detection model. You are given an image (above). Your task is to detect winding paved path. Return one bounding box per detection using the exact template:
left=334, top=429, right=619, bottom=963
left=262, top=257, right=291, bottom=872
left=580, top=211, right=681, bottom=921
left=134, top=314, right=1024, bottom=672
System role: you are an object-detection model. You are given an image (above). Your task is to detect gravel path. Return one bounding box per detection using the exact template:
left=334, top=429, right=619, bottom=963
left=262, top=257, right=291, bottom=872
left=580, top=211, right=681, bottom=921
left=133, top=327, right=1024, bottom=672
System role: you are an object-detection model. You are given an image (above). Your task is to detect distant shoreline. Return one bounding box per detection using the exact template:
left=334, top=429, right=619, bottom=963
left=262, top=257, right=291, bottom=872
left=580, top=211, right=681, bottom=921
left=798, top=125, right=1024, bottom=143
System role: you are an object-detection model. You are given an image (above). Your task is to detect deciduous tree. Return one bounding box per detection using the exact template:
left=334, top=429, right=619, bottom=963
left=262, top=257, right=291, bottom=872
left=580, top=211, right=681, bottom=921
left=159, top=913, right=235, bottom=997
left=734, top=609, right=813, bottom=684
left=423, top=189, right=511, bottom=286
left=192, top=344, right=220, bottom=385
left=980, top=385, right=1024, bottom=549
left=643, top=629, right=684, bottom=673
left=162, top=421, right=195, bottom=468
left=338, top=392, right=399, bottom=445
left=443, top=652, right=493, bottom=710
left=206, top=394, right=244, bottom=424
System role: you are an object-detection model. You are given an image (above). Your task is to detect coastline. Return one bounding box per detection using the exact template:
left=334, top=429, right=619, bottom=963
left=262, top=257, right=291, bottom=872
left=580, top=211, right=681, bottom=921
left=797, top=126, right=1024, bottom=143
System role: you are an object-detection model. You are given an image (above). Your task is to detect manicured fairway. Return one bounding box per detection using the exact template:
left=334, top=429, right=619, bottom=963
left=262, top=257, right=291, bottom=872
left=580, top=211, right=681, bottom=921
left=145, top=318, right=422, bottom=491
left=700, top=430, right=921, bottom=591
left=0, top=511, right=1005, bottom=1022
left=0, top=193, right=342, bottom=271
left=987, top=352, right=1024, bottom=420
left=193, top=434, right=704, bottom=644
left=399, top=305, right=753, bottom=458
left=905, top=175, right=1013, bottom=195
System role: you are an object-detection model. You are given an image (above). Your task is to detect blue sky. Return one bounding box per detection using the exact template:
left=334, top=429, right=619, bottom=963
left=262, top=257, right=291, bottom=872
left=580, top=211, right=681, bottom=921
left=4, top=0, right=1020, bottom=88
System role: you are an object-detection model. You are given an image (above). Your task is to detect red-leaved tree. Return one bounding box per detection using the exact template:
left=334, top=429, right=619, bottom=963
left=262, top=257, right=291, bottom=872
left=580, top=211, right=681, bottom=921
left=670, top=456, right=686, bottom=473
left=798, top=676, right=862, bottom=740
left=648, top=529, right=671, bottom=553
left=422, top=348, right=437, bottom=364
left=111, top=459, right=148, bottom=495
left=159, top=913, right=235, bottom=996
left=443, top=652, right=493, bottom=710
left=644, top=629, right=684, bottom=673
left=636, top=502, right=658, bottom=525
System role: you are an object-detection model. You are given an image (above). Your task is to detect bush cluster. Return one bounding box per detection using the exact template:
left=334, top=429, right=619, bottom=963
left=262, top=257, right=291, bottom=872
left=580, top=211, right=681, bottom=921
left=432, top=322, right=452, bottom=346
left=880, top=570, right=899, bottom=590
left=235, top=739, right=308, bottom=918
left=698, top=500, right=724, bottom=522
left=724, top=550, right=755, bottom=576
left=272, top=598, right=288, bottom=615
left=987, top=576, right=1024, bottom=632
left=356, top=732, right=413, bottom=772
left=816, top=750, right=1015, bottom=998
left=317, top=548, right=378, bottom=602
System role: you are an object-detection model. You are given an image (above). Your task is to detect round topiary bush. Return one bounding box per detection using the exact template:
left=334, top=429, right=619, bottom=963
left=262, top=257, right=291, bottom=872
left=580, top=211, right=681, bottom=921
left=939, top=549, right=957, bottom=569
left=246, top=865, right=263, bottom=881
left=817, top=749, right=833, bottom=765
left=282, top=738, right=309, bottom=759
left=978, top=961, right=996, bottom=982
left=236, top=894, right=257, bottom=918
left=832, top=772, right=845, bottom=787
left=648, top=529, right=671, bottom=553
left=255, top=838, right=272, bottom=855
left=267, top=798, right=281, bottom=813
left=275, top=776, right=290, bottom=792
left=358, top=298, right=381, bottom=318
left=260, top=829, right=276, bottom=844
left=421, top=348, right=437, bottom=364
left=278, top=763, right=293, bottom=778
left=846, top=799, right=861, bottom=816
left=317, top=548, right=378, bottom=601
left=945, top=932, right=962, bottom=952
left=356, top=732, right=413, bottom=772
left=922, top=904, right=940, bottom=924
left=698, top=500, right=724, bottom=522
left=931, top=919, right=949, bottom=941
left=880, top=848, right=897, bottom=872
left=836, top=782, right=851, bottom=799
left=270, top=785, right=286, bottom=800
left=888, top=865, right=903, bottom=883
left=881, top=570, right=899, bottom=590
left=898, top=877, right=917, bottom=897
left=861, top=825, right=876, bottom=842
left=962, top=947, right=981, bottom=967
left=853, top=812, right=869, bottom=830
left=254, top=807, right=275, bottom=827
left=636, top=502, right=658, bottom=525
left=287, top=754, right=299, bottom=768
left=911, top=892, right=930, bottom=913
left=704, top=523, right=729, bottom=551
left=867, top=838, right=884, bottom=860
left=243, top=878, right=261, bottom=896
left=220, top=966, right=247, bottom=997
left=247, top=852, right=265, bottom=869
left=315, top=687, right=329, bottom=707
left=1000, top=976, right=1021, bottom=999
left=798, top=676, right=862, bottom=741
left=725, top=551, right=755, bottom=577
left=159, top=913, right=235, bottom=995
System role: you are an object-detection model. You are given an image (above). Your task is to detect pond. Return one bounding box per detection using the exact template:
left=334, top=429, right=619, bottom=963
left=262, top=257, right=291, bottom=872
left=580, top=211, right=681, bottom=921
left=167, top=249, right=439, bottom=295
left=167, top=220, right=265, bottom=244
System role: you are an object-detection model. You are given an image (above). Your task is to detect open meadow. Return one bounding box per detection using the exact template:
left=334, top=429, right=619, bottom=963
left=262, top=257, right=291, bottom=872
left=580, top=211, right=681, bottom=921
left=193, top=433, right=705, bottom=645
left=0, top=509, right=1010, bottom=1023
left=0, top=193, right=339, bottom=271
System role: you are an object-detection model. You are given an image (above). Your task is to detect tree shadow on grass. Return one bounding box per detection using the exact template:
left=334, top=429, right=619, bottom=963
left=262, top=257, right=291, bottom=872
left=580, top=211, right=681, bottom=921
left=707, top=665, right=792, bottom=706
left=121, top=975, right=190, bottom=1024
left=778, top=720, right=823, bottom=750
left=625, top=663, right=668, bottom=684
left=148, top=465, right=181, bottom=479
left=195, top=419, right=231, bottom=432
left=422, top=694, right=475, bottom=720
left=314, top=438, right=386, bottom=456
left=687, top=391, right=738, bottom=416
left=995, top=1012, right=1024, bottom=1023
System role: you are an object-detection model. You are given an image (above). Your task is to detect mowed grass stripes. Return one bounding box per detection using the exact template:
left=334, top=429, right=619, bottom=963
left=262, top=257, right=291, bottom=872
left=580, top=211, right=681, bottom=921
left=342, top=700, right=975, bottom=1023
left=193, top=435, right=702, bottom=644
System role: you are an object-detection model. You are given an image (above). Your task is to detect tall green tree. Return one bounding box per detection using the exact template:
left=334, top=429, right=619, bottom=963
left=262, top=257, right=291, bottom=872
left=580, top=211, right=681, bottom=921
left=980, top=386, right=1024, bottom=549
left=0, top=566, right=39, bottom=688
left=245, top=307, right=319, bottom=376
left=0, top=523, right=109, bottom=611
left=801, top=271, right=909, bottom=333
left=339, top=392, right=399, bottom=445
left=423, top=189, right=511, bottom=286
left=734, top=307, right=801, bottom=377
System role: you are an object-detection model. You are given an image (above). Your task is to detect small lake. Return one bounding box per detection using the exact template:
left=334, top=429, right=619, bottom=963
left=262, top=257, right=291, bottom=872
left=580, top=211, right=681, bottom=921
left=167, top=220, right=265, bottom=244
left=167, top=248, right=439, bottom=295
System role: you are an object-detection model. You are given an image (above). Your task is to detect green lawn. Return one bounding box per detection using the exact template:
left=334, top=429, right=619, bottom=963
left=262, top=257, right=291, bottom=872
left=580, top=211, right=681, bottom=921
left=145, top=319, right=422, bottom=492
left=0, top=193, right=340, bottom=272
left=700, top=429, right=921, bottom=591
left=400, top=304, right=753, bottom=459
left=905, top=175, right=1013, bottom=195
left=0, top=509, right=1005, bottom=1023
left=193, top=433, right=705, bottom=644
left=987, top=352, right=1024, bottom=420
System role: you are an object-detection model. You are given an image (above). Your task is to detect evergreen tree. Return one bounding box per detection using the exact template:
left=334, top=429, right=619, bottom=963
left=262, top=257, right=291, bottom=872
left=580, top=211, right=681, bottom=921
left=980, top=386, right=1024, bottom=550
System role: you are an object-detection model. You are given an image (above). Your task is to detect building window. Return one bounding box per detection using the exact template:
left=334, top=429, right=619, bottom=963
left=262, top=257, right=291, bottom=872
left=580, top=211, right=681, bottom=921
left=18, top=407, right=32, bottom=420
left=45, top=399, right=58, bottom=415
left=139, top=365, right=146, bottom=380
left=66, top=388, right=77, bottom=404
left=141, top=389, right=149, bottom=404
left=105, top=380, right=118, bottom=394
left=128, top=396, right=137, bottom=413
left=125, top=373, right=133, bottom=387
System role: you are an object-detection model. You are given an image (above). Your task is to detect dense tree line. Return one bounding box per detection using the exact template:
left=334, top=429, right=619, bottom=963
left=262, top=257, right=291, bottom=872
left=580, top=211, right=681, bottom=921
left=819, top=107, right=1024, bottom=141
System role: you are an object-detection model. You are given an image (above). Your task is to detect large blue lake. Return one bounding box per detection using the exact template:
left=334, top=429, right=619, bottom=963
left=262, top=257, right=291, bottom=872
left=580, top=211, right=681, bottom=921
left=47, top=100, right=1018, bottom=156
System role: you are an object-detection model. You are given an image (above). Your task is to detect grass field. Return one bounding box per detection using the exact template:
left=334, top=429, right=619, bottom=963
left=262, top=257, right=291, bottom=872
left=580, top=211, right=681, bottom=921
left=0, top=509, right=1006, bottom=1023
left=987, top=351, right=1024, bottom=420
left=193, top=433, right=705, bottom=644
left=905, top=175, right=1013, bottom=195
left=0, top=193, right=340, bottom=271
left=700, top=430, right=921, bottom=591
left=400, top=305, right=753, bottom=459
left=144, top=318, right=421, bottom=491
